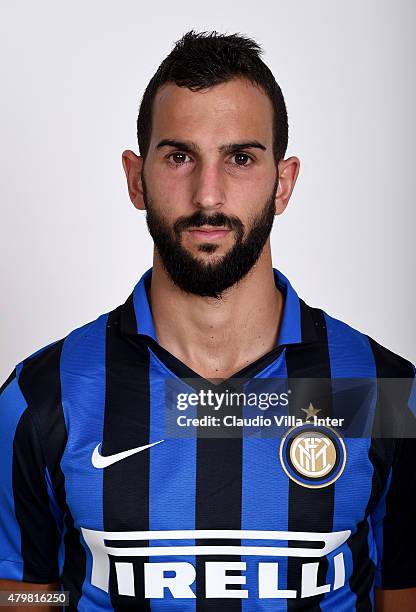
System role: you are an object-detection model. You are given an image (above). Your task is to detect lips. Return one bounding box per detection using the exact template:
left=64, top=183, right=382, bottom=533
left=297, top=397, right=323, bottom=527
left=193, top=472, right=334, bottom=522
left=188, top=227, right=231, bottom=240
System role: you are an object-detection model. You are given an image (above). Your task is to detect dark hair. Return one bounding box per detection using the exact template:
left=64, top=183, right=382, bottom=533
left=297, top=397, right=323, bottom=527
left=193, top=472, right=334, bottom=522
left=137, top=30, right=288, bottom=164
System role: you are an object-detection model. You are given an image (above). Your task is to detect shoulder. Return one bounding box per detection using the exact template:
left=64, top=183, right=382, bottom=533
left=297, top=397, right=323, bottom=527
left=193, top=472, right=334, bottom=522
left=18, top=310, right=111, bottom=387
left=0, top=308, right=116, bottom=418
left=309, top=302, right=415, bottom=378
left=305, top=305, right=415, bottom=438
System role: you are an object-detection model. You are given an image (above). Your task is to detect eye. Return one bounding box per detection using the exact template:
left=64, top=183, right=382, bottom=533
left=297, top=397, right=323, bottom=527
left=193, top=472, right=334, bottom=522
left=167, top=152, right=192, bottom=166
left=232, top=153, right=253, bottom=167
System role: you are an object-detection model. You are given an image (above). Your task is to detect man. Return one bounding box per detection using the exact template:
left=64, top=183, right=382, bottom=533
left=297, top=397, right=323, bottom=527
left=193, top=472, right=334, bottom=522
left=0, top=30, right=415, bottom=611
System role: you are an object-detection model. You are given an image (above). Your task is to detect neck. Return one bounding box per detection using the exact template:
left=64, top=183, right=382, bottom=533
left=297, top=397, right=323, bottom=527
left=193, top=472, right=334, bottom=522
left=148, top=246, right=284, bottom=381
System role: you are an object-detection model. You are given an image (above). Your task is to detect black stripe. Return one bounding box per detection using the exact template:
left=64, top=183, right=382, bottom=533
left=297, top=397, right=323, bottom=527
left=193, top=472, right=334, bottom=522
left=299, top=298, right=320, bottom=345
left=381, top=435, right=416, bottom=588
left=119, top=291, right=139, bottom=336
left=359, top=337, right=416, bottom=601
left=17, top=341, right=87, bottom=610
left=285, top=307, right=334, bottom=610
left=195, top=381, right=243, bottom=611
left=103, top=306, right=152, bottom=610
left=12, top=408, right=61, bottom=581
left=346, top=337, right=414, bottom=609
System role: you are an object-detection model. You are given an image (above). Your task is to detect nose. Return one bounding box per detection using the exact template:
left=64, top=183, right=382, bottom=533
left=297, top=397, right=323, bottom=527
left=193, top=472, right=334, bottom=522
left=192, top=162, right=225, bottom=211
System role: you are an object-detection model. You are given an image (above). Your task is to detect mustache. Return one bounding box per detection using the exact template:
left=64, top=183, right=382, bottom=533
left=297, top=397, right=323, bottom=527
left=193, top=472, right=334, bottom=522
left=174, top=212, right=243, bottom=234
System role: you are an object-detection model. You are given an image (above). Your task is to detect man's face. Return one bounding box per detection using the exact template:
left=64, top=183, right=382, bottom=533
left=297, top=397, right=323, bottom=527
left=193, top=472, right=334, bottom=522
left=139, top=78, right=280, bottom=298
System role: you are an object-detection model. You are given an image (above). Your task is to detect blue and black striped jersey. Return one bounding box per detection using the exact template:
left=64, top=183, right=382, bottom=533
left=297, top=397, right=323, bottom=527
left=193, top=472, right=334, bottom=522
left=0, top=266, right=415, bottom=611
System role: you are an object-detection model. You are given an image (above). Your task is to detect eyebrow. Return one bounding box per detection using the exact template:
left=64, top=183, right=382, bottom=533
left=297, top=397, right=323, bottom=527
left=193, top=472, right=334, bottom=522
left=155, top=139, right=267, bottom=155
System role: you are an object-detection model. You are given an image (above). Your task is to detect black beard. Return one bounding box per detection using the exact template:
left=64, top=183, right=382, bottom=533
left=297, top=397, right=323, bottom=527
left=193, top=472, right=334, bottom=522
left=142, top=173, right=278, bottom=299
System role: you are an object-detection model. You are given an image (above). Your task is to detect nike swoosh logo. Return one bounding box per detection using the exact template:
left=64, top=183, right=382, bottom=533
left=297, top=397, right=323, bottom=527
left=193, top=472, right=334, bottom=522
left=91, top=439, right=165, bottom=468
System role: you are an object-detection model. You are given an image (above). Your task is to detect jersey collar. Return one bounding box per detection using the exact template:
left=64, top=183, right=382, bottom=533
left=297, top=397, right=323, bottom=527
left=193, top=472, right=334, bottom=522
left=120, top=266, right=318, bottom=346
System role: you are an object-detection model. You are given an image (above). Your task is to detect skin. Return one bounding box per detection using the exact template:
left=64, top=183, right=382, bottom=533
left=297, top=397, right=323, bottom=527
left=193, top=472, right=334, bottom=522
left=0, top=580, right=60, bottom=611
left=123, top=77, right=299, bottom=381
left=374, top=587, right=416, bottom=611
left=1, top=77, right=413, bottom=609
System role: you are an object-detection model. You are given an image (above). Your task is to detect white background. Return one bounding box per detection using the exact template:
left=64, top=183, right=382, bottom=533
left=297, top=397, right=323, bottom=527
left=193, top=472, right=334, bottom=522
left=1, top=0, right=415, bottom=380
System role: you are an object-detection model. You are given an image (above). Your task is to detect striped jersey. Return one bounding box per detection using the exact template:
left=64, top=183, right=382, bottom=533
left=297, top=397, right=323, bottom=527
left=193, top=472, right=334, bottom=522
left=0, top=266, right=415, bottom=611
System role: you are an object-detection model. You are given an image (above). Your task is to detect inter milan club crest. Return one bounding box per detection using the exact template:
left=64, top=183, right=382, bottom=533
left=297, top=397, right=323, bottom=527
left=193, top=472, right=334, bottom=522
left=279, top=406, right=347, bottom=489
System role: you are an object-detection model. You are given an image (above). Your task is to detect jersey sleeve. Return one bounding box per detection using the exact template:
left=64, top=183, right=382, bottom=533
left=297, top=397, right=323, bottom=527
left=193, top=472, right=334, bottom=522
left=0, top=366, right=63, bottom=583
left=372, top=372, right=416, bottom=590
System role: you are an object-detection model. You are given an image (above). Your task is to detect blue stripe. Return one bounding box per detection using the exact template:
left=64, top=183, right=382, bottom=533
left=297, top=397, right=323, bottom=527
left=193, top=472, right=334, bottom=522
left=321, top=314, right=377, bottom=611
left=367, top=514, right=375, bottom=610
left=241, top=351, right=289, bottom=610
left=148, top=349, right=197, bottom=609
left=0, top=371, right=27, bottom=580
left=60, top=314, right=113, bottom=611
left=409, top=372, right=416, bottom=417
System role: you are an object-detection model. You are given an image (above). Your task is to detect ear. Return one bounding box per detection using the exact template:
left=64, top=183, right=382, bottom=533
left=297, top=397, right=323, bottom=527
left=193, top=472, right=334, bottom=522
left=122, top=150, right=146, bottom=210
left=274, top=156, right=300, bottom=215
